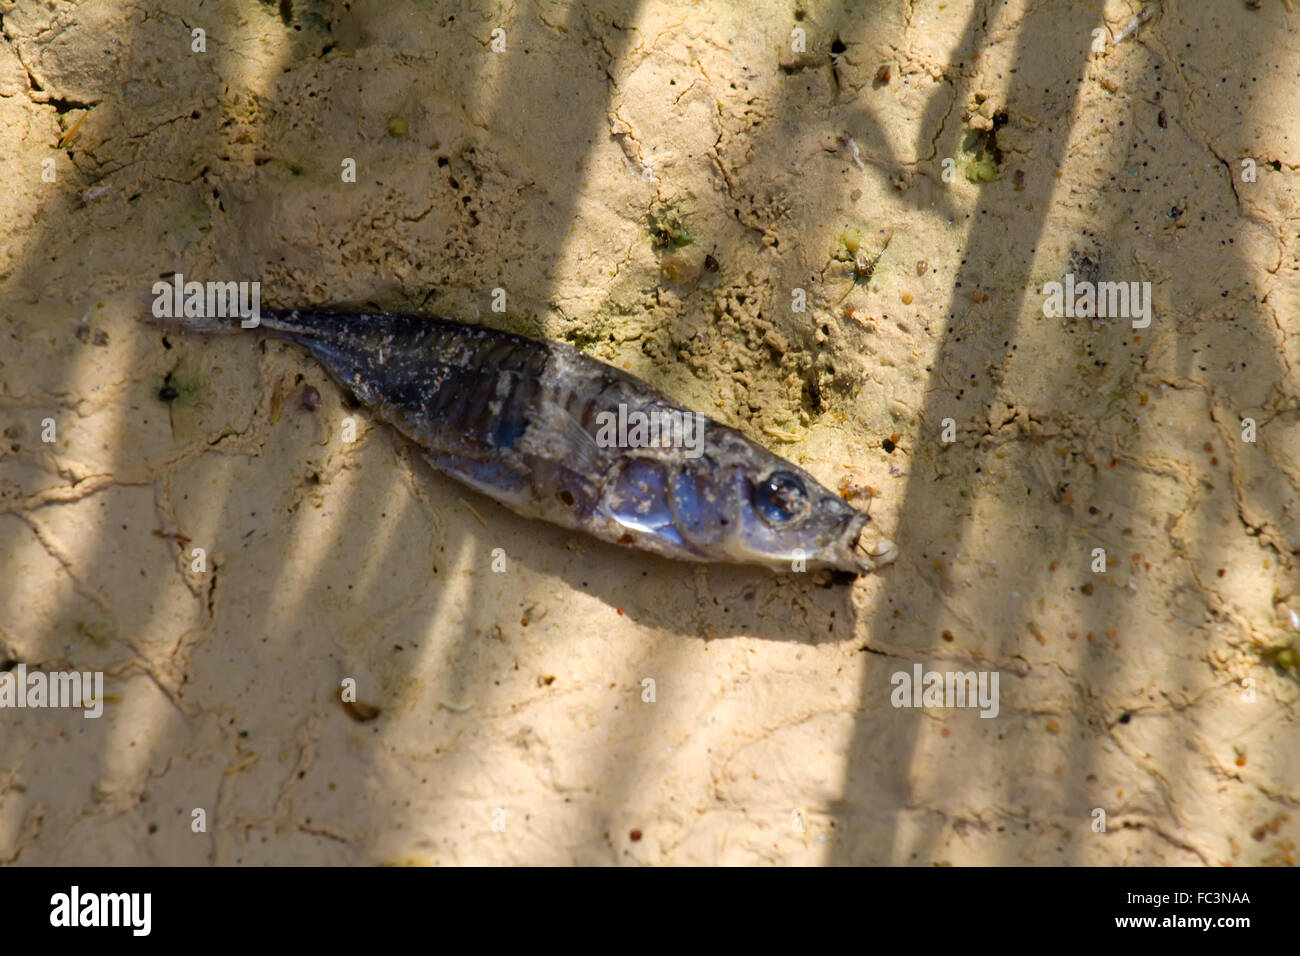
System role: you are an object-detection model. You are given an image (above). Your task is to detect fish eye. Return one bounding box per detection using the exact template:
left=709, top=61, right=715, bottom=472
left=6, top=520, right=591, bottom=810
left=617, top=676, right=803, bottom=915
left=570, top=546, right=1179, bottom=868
left=753, top=471, right=809, bottom=523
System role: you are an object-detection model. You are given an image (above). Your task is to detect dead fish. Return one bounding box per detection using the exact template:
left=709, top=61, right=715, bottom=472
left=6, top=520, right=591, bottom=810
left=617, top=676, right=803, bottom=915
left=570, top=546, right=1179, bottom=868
left=151, top=309, right=896, bottom=574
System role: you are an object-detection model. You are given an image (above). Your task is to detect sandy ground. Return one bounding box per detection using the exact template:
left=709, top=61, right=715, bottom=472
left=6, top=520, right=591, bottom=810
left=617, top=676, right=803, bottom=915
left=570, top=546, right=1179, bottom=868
left=0, top=0, right=1297, bottom=865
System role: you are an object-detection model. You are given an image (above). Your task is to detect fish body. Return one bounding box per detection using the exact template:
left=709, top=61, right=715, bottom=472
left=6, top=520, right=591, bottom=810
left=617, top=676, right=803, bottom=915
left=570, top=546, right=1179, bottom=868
left=161, top=309, right=895, bottom=574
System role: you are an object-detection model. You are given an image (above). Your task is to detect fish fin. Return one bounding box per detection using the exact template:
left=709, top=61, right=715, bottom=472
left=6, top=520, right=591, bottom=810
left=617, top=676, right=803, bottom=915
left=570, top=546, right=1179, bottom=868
left=558, top=410, right=605, bottom=475
left=518, top=404, right=606, bottom=476
left=423, top=451, right=532, bottom=509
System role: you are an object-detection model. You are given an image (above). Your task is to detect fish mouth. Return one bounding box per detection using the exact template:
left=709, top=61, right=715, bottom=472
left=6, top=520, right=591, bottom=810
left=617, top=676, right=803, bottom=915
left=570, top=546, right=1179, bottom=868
left=847, top=515, right=898, bottom=574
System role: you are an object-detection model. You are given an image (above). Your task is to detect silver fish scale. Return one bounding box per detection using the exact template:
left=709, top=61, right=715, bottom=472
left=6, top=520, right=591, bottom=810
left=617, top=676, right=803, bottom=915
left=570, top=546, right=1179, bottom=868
left=223, top=309, right=888, bottom=574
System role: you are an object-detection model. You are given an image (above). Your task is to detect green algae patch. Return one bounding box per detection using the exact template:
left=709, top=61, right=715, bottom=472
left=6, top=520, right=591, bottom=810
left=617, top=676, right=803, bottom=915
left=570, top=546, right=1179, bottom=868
left=649, top=204, right=694, bottom=249
left=957, top=128, right=1003, bottom=183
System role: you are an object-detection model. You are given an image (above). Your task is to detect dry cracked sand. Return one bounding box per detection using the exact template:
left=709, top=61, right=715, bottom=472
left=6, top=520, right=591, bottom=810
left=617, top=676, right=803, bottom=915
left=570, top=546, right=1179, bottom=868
left=0, top=0, right=1297, bottom=865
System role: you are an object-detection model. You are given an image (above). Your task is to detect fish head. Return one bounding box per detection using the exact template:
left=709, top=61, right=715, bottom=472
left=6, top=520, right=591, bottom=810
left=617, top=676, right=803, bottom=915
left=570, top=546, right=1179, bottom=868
left=731, top=465, right=877, bottom=574
left=667, top=430, right=895, bottom=574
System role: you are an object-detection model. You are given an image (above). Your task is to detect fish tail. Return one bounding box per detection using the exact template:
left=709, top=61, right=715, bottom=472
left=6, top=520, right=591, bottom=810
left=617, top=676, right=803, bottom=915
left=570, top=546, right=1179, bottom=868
left=141, top=307, right=309, bottom=335
left=138, top=275, right=277, bottom=333
left=141, top=311, right=255, bottom=333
